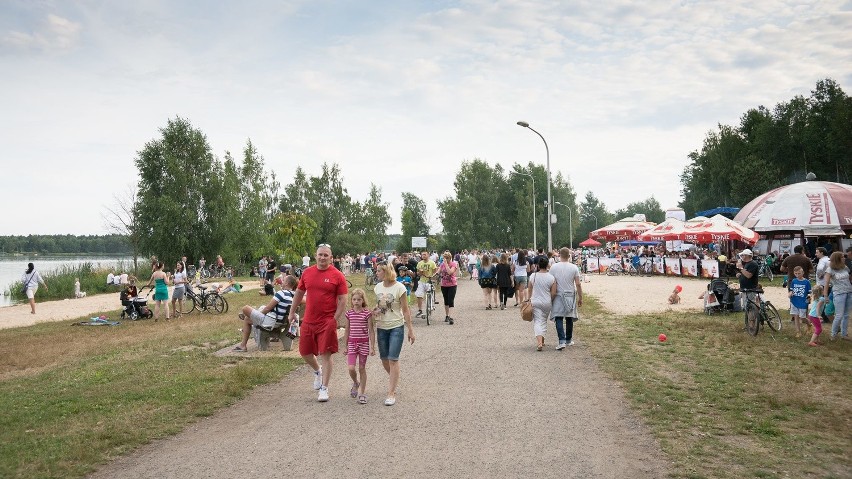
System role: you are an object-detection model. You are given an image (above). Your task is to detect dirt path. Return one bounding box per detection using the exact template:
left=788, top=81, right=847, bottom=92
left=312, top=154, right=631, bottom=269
left=0, top=282, right=261, bottom=330
left=89, top=277, right=670, bottom=478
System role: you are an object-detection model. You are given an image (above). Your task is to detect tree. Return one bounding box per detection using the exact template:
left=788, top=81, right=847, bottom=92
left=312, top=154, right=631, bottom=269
left=135, top=117, right=224, bottom=265
left=269, top=212, right=317, bottom=266
left=614, top=196, right=665, bottom=224
left=398, top=193, right=428, bottom=252
left=578, top=192, right=613, bottom=241
left=348, top=184, right=391, bottom=252
left=102, top=185, right=142, bottom=273
left=305, top=163, right=353, bottom=245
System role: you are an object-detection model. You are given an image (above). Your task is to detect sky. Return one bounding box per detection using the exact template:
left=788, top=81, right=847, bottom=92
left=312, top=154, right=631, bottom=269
left=1, top=0, right=850, bottom=236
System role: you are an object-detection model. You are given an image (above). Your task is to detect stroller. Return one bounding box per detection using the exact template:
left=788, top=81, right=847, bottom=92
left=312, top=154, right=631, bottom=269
left=703, top=278, right=738, bottom=314
left=121, top=286, right=154, bottom=321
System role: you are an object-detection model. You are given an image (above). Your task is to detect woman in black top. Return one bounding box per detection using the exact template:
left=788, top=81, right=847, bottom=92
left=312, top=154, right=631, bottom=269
left=495, top=253, right=514, bottom=310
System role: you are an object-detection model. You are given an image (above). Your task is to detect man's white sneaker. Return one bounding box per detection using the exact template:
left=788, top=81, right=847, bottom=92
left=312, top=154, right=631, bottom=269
left=555, top=343, right=566, bottom=351
left=312, top=369, right=322, bottom=390
left=317, top=386, right=329, bottom=402
left=567, top=340, right=575, bottom=346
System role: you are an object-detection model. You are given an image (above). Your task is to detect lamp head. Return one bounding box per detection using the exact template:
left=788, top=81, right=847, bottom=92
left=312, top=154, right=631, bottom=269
left=516, top=121, right=530, bottom=128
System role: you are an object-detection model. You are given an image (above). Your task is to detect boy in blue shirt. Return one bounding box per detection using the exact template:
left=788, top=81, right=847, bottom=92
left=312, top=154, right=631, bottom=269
left=788, top=266, right=812, bottom=337
left=397, top=266, right=413, bottom=302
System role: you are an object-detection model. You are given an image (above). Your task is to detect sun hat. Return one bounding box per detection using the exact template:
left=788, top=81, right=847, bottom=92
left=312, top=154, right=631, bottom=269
left=740, top=249, right=753, bottom=256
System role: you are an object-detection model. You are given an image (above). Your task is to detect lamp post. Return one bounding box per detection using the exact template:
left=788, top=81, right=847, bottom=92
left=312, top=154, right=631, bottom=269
left=509, top=170, right=537, bottom=251
left=554, top=201, right=573, bottom=248
left=583, top=212, right=598, bottom=230
left=517, top=121, right=553, bottom=253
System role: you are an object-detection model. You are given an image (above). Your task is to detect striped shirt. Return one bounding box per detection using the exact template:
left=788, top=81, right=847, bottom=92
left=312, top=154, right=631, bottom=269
left=346, top=309, right=372, bottom=342
left=272, top=289, right=294, bottom=320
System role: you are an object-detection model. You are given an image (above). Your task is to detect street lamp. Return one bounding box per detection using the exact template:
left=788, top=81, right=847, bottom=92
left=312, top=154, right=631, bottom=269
left=516, top=121, right=553, bottom=252
left=509, top=170, right=537, bottom=251
left=582, top=212, right=598, bottom=230
left=554, top=201, right=573, bottom=248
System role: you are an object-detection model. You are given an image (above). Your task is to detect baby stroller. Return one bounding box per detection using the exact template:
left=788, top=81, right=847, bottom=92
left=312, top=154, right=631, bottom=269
left=704, top=279, right=737, bottom=314
left=121, top=286, right=154, bottom=321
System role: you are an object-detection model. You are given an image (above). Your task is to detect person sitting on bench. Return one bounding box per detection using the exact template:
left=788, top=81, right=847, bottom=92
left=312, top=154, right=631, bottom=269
left=233, top=275, right=297, bottom=352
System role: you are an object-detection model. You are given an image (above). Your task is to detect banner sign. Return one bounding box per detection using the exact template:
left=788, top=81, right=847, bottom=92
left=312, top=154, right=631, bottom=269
left=700, top=259, right=720, bottom=278
left=586, top=257, right=599, bottom=273
left=411, top=236, right=427, bottom=248
left=599, top=257, right=620, bottom=273
left=665, top=258, right=681, bottom=276
left=653, top=257, right=665, bottom=274
left=681, top=258, right=699, bottom=277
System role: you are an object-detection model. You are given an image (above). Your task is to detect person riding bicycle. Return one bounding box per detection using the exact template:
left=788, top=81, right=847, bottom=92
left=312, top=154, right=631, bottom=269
left=414, top=251, right=437, bottom=318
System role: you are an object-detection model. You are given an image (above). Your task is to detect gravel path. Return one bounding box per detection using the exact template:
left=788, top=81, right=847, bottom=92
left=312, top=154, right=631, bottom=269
left=89, top=278, right=669, bottom=478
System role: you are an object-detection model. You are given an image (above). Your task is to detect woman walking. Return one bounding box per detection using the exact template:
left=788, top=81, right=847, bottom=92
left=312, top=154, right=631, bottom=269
left=478, top=254, right=498, bottom=309
left=527, top=256, right=556, bottom=351
left=825, top=251, right=851, bottom=340
left=512, top=249, right=530, bottom=306
left=438, top=251, right=459, bottom=324
left=146, top=261, right=170, bottom=321
left=373, top=262, right=415, bottom=406
left=495, top=253, right=514, bottom=310
left=21, top=262, right=48, bottom=314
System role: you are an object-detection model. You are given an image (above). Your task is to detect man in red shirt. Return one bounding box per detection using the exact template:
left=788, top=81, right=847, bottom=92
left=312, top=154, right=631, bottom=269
left=289, top=244, right=348, bottom=402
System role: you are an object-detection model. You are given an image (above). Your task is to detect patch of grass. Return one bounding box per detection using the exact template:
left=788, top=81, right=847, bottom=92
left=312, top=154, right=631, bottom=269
left=0, top=288, right=298, bottom=479
left=582, top=296, right=852, bottom=478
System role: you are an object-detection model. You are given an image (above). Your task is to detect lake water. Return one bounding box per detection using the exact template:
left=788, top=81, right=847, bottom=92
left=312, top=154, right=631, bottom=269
left=0, top=256, right=134, bottom=307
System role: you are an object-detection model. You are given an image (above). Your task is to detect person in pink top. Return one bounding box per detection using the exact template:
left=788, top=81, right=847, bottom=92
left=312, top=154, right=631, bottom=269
left=344, top=289, right=376, bottom=404
left=438, top=251, right=459, bottom=324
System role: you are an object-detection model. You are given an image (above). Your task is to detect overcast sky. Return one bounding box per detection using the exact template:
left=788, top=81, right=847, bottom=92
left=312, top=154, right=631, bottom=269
left=1, top=0, right=850, bottom=236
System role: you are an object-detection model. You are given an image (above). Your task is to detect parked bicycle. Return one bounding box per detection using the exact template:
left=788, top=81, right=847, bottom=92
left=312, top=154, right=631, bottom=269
left=606, top=262, right=628, bottom=276
left=179, top=284, right=228, bottom=315
left=757, top=256, right=774, bottom=282
left=423, top=278, right=436, bottom=326
left=741, top=288, right=781, bottom=336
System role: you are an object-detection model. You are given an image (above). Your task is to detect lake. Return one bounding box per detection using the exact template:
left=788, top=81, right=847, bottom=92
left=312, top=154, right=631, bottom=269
left=0, top=256, right=134, bottom=307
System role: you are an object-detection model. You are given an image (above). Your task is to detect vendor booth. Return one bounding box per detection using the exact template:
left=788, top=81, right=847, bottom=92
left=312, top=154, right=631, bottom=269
left=733, top=180, right=852, bottom=254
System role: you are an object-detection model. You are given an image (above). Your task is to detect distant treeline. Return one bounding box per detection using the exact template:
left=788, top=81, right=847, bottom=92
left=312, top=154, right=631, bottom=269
left=0, top=235, right=131, bottom=255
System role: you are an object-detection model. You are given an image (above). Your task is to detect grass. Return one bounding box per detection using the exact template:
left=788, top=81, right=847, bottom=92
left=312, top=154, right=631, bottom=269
left=0, top=287, right=299, bottom=479
left=581, top=295, right=852, bottom=479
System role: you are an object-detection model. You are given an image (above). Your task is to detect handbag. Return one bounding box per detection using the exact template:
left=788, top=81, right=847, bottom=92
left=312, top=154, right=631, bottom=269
left=521, top=274, right=535, bottom=321
left=21, top=272, right=34, bottom=295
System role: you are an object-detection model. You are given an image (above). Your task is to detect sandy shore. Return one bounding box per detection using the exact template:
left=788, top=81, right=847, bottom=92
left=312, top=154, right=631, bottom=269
left=0, top=282, right=262, bottom=330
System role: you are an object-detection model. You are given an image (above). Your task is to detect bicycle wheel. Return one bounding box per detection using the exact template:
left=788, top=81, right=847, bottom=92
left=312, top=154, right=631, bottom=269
left=180, top=295, right=197, bottom=315
left=764, top=301, right=782, bottom=331
left=201, top=294, right=224, bottom=314
left=744, top=299, right=760, bottom=336
left=767, top=268, right=774, bottom=282
left=220, top=295, right=229, bottom=313
left=628, top=265, right=638, bottom=276
left=425, top=291, right=432, bottom=326
left=606, top=265, right=619, bottom=276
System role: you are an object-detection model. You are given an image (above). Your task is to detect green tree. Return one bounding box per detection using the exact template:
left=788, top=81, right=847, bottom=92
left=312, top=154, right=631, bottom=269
left=578, top=192, right=613, bottom=241
left=269, top=212, right=317, bottom=266
left=398, top=193, right=429, bottom=252
left=305, top=163, right=353, bottom=245
left=102, top=185, right=143, bottom=273
left=348, top=184, right=391, bottom=252
left=135, top=117, right=225, bottom=265
left=614, top=196, right=665, bottom=224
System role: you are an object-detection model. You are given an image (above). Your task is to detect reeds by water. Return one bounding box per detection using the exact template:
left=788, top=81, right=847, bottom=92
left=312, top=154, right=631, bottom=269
left=9, top=260, right=148, bottom=301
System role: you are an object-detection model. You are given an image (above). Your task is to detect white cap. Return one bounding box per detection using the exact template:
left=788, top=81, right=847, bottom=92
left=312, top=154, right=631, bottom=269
left=740, top=249, right=753, bottom=257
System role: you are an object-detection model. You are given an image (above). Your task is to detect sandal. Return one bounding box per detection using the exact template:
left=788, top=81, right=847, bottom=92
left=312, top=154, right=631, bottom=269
left=358, top=394, right=367, bottom=405
left=233, top=346, right=247, bottom=352
left=350, top=382, right=360, bottom=398
left=486, top=305, right=492, bottom=310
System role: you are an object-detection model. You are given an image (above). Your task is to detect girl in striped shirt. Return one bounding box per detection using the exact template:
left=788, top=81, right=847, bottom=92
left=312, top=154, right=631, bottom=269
left=344, top=288, right=376, bottom=404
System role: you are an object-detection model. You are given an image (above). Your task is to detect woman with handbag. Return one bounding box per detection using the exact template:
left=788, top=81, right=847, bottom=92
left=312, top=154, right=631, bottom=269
left=21, top=263, right=48, bottom=314
left=495, top=253, right=514, bottom=310
left=527, top=256, right=556, bottom=351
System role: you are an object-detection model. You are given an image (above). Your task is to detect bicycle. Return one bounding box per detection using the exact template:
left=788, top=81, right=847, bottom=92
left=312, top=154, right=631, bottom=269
left=423, top=278, right=437, bottom=326
left=741, top=288, right=781, bottom=336
left=179, top=284, right=228, bottom=315
left=757, top=257, right=774, bottom=282
left=606, top=262, right=627, bottom=276
left=364, top=267, right=376, bottom=286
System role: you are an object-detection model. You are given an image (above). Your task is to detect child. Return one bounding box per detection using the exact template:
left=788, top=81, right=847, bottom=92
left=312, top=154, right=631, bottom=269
left=788, top=266, right=812, bottom=337
left=74, top=278, right=86, bottom=298
left=343, top=289, right=376, bottom=405
left=397, top=266, right=413, bottom=299
left=668, top=285, right=682, bottom=304
left=807, top=285, right=825, bottom=347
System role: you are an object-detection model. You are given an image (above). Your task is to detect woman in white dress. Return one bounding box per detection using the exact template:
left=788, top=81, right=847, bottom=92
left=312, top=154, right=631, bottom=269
left=527, top=256, right=556, bottom=351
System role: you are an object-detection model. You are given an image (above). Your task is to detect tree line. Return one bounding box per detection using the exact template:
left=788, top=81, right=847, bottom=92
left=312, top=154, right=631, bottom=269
left=0, top=235, right=130, bottom=255
left=679, top=78, right=851, bottom=216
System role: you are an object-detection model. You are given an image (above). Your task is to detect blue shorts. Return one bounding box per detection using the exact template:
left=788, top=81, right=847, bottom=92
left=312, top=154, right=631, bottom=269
left=377, top=325, right=405, bottom=361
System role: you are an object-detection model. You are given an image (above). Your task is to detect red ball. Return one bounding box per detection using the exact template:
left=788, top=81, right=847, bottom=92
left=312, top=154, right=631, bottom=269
left=658, top=333, right=667, bottom=342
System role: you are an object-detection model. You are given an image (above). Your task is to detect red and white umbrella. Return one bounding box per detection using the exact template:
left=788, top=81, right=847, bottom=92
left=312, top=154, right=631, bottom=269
left=638, top=218, right=689, bottom=241
left=680, top=214, right=759, bottom=244
left=589, top=217, right=656, bottom=241
left=578, top=238, right=602, bottom=247
left=733, top=181, right=852, bottom=236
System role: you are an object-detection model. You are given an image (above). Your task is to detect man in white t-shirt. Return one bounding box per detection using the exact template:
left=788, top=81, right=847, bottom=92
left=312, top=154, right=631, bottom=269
left=549, top=247, right=583, bottom=350
left=107, top=272, right=115, bottom=286
left=302, top=254, right=311, bottom=269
